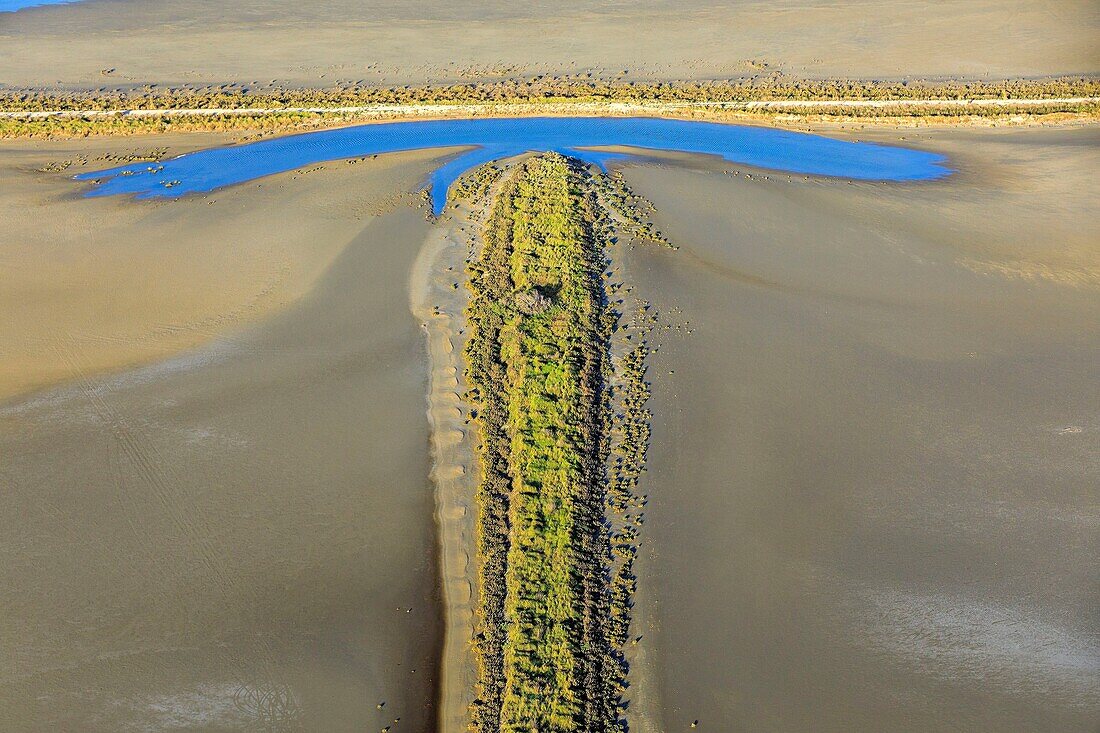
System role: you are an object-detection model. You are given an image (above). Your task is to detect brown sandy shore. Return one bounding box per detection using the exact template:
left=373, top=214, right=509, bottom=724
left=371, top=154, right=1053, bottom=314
left=1, top=123, right=1097, bottom=731
left=408, top=198, right=482, bottom=733
left=0, top=148, right=452, bottom=732
left=611, top=126, right=1099, bottom=732
left=1, top=0, right=1097, bottom=89
left=0, top=136, right=453, bottom=402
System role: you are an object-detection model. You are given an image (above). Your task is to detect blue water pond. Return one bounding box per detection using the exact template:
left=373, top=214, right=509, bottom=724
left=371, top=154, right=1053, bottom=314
left=75, top=117, right=952, bottom=214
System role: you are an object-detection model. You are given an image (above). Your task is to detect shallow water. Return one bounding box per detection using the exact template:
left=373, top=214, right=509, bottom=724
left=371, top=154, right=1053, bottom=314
left=75, top=117, right=952, bottom=214
left=0, top=0, right=80, bottom=11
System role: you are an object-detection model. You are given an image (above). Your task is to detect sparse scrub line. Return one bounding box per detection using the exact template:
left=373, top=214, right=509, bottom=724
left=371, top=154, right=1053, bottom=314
left=2, top=75, right=1097, bottom=112
left=447, top=163, right=506, bottom=209
left=606, top=339, right=652, bottom=660
left=2, top=103, right=1094, bottom=140
left=2, top=77, right=1097, bottom=138
left=35, top=147, right=167, bottom=172
left=464, top=153, right=659, bottom=732
left=591, top=172, right=675, bottom=249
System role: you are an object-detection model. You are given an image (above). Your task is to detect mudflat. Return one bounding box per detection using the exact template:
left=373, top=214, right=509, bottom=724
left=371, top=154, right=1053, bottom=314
left=1, top=121, right=1097, bottom=732
left=0, top=149, right=450, bottom=731
left=612, top=126, right=1099, bottom=731
left=0, top=139, right=443, bottom=401
left=1, top=0, right=1097, bottom=90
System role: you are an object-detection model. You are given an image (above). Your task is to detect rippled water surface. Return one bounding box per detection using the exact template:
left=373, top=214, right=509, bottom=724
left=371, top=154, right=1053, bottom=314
left=76, top=117, right=952, bottom=213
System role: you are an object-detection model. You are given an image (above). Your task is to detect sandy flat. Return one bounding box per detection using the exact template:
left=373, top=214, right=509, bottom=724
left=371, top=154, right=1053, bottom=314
left=611, top=126, right=1099, bottom=732
left=0, top=137, right=445, bottom=402
left=1, top=115, right=1097, bottom=732
left=1, top=0, right=1097, bottom=90
left=0, top=145, right=457, bottom=732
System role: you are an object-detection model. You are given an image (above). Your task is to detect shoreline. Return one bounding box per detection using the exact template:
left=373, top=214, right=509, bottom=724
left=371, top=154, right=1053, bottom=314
left=409, top=202, right=481, bottom=733
left=5, top=1, right=1097, bottom=728
left=0, top=140, right=446, bottom=405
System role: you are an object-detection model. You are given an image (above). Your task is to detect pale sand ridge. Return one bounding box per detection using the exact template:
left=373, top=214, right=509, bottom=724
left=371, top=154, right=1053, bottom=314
left=410, top=200, right=482, bottom=733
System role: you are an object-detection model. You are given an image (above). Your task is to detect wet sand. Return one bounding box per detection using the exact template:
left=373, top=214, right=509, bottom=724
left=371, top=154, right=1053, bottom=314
left=409, top=200, right=481, bottom=732
left=613, top=126, right=1099, bottom=731
left=0, top=137, right=439, bottom=402
left=2, top=0, right=1096, bottom=90
left=0, top=150, right=449, bottom=731
left=2, top=121, right=1097, bottom=731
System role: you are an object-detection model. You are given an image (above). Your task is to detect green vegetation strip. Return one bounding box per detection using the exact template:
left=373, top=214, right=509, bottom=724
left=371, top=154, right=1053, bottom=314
left=465, top=154, right=634, bottom=732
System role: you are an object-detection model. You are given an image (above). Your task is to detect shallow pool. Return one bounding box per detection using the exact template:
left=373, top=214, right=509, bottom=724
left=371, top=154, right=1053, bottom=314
left=76, top=117, right=952, bottom=214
